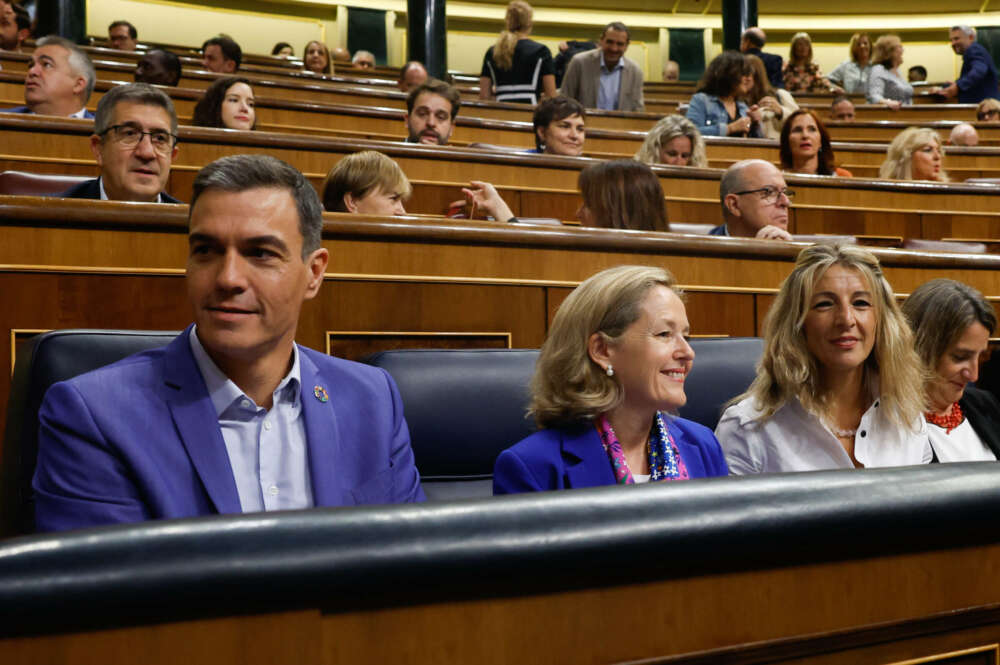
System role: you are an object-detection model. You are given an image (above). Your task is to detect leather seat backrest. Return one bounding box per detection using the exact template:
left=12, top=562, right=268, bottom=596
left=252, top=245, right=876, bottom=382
left=1, top=329, right=178, bottom=536
left=0, top=171, right=89, bottom=196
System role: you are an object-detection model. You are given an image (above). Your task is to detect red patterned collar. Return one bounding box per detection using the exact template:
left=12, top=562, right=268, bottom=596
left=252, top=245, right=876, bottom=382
left=925, top=403, right=964, bottom=434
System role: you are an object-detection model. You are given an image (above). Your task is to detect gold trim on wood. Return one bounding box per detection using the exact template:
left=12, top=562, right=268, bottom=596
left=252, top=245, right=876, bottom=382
left=10, top=328, right=49, bottom=376
left=884, top=643, right=999, bottom=665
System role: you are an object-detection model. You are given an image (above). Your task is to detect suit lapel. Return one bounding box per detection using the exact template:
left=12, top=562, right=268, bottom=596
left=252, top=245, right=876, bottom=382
left=563, top=425, right=616, bottom=488
left=298, top=349, right=345, bottom=505
left=163, top=327, right=242, bottom=514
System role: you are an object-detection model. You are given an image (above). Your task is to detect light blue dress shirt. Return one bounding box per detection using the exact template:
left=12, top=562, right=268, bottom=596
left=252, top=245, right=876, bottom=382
left=189, top=327, right=314, bottom=512
left=597, top=53, right=623, bottom=111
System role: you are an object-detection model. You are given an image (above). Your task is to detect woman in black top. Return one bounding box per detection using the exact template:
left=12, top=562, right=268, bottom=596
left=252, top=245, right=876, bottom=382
left=480, top=1, right=556, bottom=105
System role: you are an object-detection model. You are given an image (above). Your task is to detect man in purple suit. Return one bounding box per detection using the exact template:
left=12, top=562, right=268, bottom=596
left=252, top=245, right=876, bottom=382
left=34, top=154, right=425, bottom=532
left=2, top=35, right=95, bottom=118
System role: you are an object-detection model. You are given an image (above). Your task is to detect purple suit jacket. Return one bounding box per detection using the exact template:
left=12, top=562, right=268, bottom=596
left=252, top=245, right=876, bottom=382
left=33, top=327, right=425, bottom=531
left=493, top=417, right=728, bottom=494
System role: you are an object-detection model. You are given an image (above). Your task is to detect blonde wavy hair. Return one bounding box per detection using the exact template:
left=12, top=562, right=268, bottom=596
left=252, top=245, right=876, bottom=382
left=634, top=115, right=707, bottom=168
left=531, top=265, right=683, bottom=428
left=736, top=243, right=926, bottom=429
left=878, top=127, right=949, bottom=182
left=493, top=1, right=533, bottom=71
left=872, top=34, right=901, bottom=68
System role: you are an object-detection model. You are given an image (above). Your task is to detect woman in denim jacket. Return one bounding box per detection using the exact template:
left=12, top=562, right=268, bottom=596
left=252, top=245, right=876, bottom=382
left=686, top=51, right=762, bottom=138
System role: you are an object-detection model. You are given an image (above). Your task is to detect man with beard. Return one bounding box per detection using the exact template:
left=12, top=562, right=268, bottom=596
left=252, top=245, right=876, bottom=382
left=404, top=79, right=460, bottom=146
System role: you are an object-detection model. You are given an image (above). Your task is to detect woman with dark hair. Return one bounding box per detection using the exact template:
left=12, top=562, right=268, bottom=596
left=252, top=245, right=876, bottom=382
left=479, top=0, right=555, bottom=104
left=529, top=95, right=585, bottom=155
left=744, top=54, right=797, bottom=140
left=303, top=40, right=332, bottom=75
left=828, top=33, right=872, bottom=95
left=191, top=77, right=256, bottom=130
left=903, top=279, right=1000, bottom=462
left=783, top=32, right=832, bottom=94
left=271, top=42, right=294, bottom=57
left=685, top=51, right=762, bottom=137
left=780, top=109, right=852, bottom=177
left=577, top=159, right=668, bottom=232
left=494, top=265, right=728, bottom=494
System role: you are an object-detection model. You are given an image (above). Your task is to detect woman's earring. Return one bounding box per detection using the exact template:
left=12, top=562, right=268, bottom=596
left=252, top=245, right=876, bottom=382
left=606, top=364, right=614, bottom=377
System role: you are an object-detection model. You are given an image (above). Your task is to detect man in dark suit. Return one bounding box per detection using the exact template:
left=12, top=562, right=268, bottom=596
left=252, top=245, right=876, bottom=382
left=34, top=154, right=425, bottom=532
left=2, top=35, right=95, bottom=117
left=939, top=25, right=999, bottom=104
left=60, top=83, right=181, bottom=203
left=710, top=160, right=792, bottom=240
left=740, top=27, right=783, bottom=90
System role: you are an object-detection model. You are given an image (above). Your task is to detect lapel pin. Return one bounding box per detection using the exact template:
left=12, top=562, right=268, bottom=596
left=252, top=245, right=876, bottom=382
left=313, top=385, right=329, bottom=403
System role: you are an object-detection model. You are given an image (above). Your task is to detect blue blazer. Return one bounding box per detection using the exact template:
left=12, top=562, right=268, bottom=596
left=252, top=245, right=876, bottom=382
left=33, top=327, right=425, bottom=531
left=745, top=48, right=784, bottom=89
left=957, top=42, right=999, bottom=104
left=493, top=417, right=728, bottom=494
left=2, top=105, right=95, bottom=119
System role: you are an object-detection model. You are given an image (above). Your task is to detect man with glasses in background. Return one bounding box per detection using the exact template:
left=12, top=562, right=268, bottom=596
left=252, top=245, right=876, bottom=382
left=711, top=160, right=793, bottom=240
left=60, top=83, right=182, bottom=203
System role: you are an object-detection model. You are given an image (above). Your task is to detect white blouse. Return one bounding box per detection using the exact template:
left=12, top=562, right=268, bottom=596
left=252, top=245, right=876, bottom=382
left=715, top=396, right=932, bottom=475
left=928, top=419, right=997, bottom=463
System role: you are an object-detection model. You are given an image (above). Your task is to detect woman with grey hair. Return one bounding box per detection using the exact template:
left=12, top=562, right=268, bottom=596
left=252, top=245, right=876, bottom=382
left=902, top=279, right=1000, bottom=462
left=493, top=265, right=728, bottom=494
left=634, top=115, right=707, bottom=168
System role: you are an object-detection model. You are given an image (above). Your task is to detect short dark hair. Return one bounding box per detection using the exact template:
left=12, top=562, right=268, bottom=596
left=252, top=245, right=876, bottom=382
left=697, top=50, right=750, bottom=97
left=190, top=155, right=323, bottom=256
left=145, top=49, right=181, bottom=86
left=830, top=94, right=852, bottom=109
left=406, top=78, right=460, bottom=120
left=779, top=109, right=836, bottom=175
left=908, top=65, right=927, bottom=79
left=578, top=159, right=668, bottom=232
left=12, top=3, right=29, bottom=31
left=532, top=96, right=585, bottom=150
left=202, top=35, right=242, bottom=70
left=109, top=20, right=137, bottom=39
left=602, top=21, right=630, bottom=41
left=191, top=76, right=255, bottom=129
left=271, top=42, right=293, bottom=56
left=94, top=82, right=178, bottom=136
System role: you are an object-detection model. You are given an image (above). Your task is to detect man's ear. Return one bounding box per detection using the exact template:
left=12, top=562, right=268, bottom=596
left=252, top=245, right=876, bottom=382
left=89, top=134, right=103, bottom=165
left=587, top=332, right=612, bottom=370
left=303, top=247, right=329, bottom=299
left=723, top=193, right=742, bottom=218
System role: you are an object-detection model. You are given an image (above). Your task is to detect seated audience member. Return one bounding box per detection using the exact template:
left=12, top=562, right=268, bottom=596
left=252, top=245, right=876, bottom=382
left=903, top=279, right=1000, bottom=462
left=745, top=54, right=798, bottom=139
left=977, top=97, right=1000, bottom=121
left=60, top=83, right=180, bottom=203
left=908, top=65, right=927, bottom=83
left=455, top=181, right=516, bottom=222
left=108, top=20, right=137, bottom=51
left=322, top=150, right=411, bottom=215
left=716, top=243, right=931, bottom=474
left=949, top=122, right=979, bottom=147
left=867, top=34, right=912, bottom=109
left=202, top=35, right=241, bottom=73
left=2, top=35, right=95, bottom=118
left=353, top=50, right=376, bottom=70
left=662, top=60, right=680, bottom=82
left=0, top=0, right=30, bottom=52
left=192, top=77, right=256, bottom=130
left=577, top=159, right=668, bottom=232
left=634, top=114, right=707, bottom=168
left=830, top=95, right=856, bottom=122
left=479, top=1, right=555, bottom=105
left=397, top=61, right=428, bottom=92
left=302, top=40, right=332, bottom=75
left=827, top=33, right=872, bottom=95
left=711, top=160, right=792, bottom=240
left=405, top=79, right=459, bottom=145
left=332, top=46, right=351, bottom=64
left=272, top=42, right=294, bottom=57
left=34, top=154, right=425, bottom=531
left=529, top=95, right=585, bottom=156
left=494, top=265, right=728, bottom=494
left=134, top=49, right=181, bottom=87
left=686, top=51, right=762, bottom=138
left=780, top=109, right=853, bottom=177
left=783, top=32, right=832, bottom=94
left=879, top=127, right=948, bottom=182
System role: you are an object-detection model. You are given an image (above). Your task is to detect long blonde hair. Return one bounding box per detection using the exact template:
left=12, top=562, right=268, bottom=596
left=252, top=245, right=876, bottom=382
left=737, top=243, right=926, bottom=429
left=493, top=1, right=533, bottom=70
left=879, top=127, right=949, bottom=182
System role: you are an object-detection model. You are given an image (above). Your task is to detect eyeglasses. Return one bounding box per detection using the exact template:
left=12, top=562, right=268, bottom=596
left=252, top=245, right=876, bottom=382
left=734, top=186, right=795, bottom=204
left=99, top=123, right=177, bottom=154
left=977, top=109, right=999, bottom=120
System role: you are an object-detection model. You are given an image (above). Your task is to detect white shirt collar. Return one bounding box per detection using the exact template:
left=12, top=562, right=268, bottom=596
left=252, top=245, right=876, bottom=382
left=97, top=176, right=162, bottom=203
